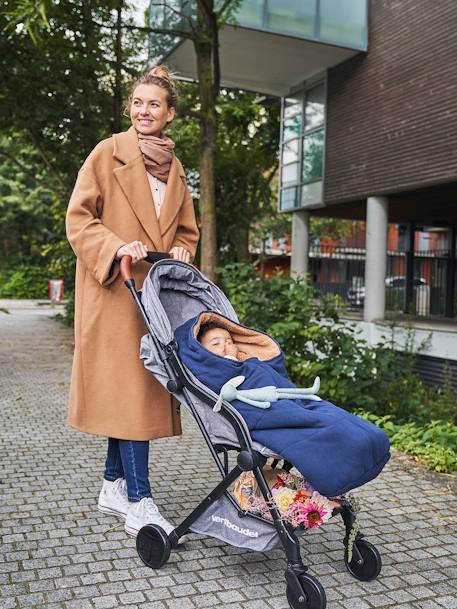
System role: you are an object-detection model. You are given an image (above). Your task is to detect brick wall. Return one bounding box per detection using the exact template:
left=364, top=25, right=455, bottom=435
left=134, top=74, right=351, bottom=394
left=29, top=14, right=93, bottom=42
left=324, top=0, right=457, bottom=205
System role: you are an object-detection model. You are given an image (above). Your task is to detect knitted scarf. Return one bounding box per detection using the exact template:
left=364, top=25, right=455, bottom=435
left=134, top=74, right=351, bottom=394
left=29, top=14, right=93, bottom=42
left=137, top=134, right=175, bottom=183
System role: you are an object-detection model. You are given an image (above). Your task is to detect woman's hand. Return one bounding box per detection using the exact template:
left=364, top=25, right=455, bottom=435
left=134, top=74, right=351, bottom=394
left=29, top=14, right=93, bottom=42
left=169, top=246, right=191, bottom=263
left=116, top=241, right=148, bottom=263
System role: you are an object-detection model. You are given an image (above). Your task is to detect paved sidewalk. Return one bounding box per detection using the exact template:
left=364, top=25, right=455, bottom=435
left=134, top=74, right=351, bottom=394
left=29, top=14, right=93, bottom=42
left=1, top=302, right=457, bottom=609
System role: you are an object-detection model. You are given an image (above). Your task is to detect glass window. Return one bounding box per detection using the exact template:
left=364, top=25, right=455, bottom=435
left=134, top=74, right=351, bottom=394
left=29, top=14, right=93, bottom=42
left=281, top=139, right=299, bottom=164
left=283, top=115, right=302, bottom=141
left=301, top=181, right=322, bottom=206
left=279, top=81, right=325, bottom=210
left=234, top=0, right=264, bottom=28
left=267, top=0, right=316, bottom=38
left=302, top=129, right=324, bottom=182
left=320, top=0, right=367, bottom=49
left=282, top=162, right=299, bottom=184
left=280, top=186, right=298, bottom=211
left=305, top=83, right=325, bottom=130
left=284, top=97, right=302, bottom=120
left=283, top=96, right=303, bottom=141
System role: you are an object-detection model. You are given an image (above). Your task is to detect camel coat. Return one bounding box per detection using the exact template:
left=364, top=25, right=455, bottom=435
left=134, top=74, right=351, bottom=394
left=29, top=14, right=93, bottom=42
left=66, top=126, right=199, bottom=440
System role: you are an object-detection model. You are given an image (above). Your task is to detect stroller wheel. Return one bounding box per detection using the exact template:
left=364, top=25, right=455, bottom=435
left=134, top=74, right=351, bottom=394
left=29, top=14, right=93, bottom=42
left=286, top=573, right=327, bottom=609
left=136, top=524, right=171, bottom=569
left=345, top=539, right=382, bottom=581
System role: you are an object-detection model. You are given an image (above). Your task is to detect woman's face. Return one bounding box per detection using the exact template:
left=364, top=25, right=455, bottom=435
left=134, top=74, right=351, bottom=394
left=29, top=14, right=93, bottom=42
left=130, top=83, right=175, bottom=137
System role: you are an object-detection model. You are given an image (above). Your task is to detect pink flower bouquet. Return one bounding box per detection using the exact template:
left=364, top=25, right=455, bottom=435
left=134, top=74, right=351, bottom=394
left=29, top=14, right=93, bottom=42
left=234, top=468, right=341, bottom=529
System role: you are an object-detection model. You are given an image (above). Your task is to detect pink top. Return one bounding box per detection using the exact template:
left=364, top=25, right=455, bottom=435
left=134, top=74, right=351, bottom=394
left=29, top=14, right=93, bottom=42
left=146, top=173, right=167, bottom=219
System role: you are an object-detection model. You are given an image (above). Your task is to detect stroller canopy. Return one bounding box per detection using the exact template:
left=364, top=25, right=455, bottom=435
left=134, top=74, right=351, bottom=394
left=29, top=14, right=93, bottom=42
left=140, top=260, right=238, bottom=346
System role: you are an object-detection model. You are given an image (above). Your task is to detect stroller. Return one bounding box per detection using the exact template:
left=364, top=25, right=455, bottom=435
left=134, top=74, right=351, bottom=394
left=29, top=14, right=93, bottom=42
left=121, top=254, right=383, bottom=609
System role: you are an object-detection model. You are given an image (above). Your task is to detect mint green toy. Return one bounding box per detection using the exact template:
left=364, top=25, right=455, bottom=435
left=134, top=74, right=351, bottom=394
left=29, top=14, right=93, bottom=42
left=213, top=376, right=321, bottom=412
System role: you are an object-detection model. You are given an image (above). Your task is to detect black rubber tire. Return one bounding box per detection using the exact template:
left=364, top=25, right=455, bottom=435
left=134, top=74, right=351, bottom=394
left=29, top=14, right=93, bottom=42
left=136, top=524, right=171, bottom=569
left=345, top=539, right=382, bottom=581
left=286, top=573, right=327, bottom=609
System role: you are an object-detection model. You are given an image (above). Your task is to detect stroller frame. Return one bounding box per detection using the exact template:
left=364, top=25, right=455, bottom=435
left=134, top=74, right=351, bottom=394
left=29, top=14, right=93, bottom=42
left=121, top=255, right=381, bottom=609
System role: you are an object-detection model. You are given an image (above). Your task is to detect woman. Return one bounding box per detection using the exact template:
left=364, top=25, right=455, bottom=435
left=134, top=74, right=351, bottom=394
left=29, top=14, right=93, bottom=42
left=66, top=66, right=199, bottom=537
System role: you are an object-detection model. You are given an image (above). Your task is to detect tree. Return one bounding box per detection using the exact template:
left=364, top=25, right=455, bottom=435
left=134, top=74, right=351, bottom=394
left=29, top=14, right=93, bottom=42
left=168, top=83, right=280, bottom=263
left=0, top=134, right=60, bottom=267
left=0, top=0, right=146, bottom=299
left=1, top=1, right=144, bottom=180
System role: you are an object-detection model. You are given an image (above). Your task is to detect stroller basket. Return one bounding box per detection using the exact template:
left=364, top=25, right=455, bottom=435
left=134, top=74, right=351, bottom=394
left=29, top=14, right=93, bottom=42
left=121, top=255, right=383, bottom=609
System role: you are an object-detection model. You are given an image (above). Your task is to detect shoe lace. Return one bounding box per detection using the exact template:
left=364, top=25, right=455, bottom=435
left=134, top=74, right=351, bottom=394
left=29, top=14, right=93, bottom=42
left=112, top=478, right=127, bottom=499
left=143, top=498, right=172, bottom=530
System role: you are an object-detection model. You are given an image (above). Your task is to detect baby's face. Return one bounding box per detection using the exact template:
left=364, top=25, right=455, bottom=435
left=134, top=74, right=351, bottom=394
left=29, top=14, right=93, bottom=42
left=200, top=327, right=239, bottom=359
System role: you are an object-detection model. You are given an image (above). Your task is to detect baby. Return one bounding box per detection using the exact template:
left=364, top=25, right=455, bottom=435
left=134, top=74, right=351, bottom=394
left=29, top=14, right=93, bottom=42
left=197, top=321, right=322, bottom=409
left=197, top=322, right=240, bottom=360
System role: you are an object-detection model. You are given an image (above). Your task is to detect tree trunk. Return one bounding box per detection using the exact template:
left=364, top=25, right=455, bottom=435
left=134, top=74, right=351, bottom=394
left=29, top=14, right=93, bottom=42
left=234, top=222, right=250, bottom=262
left=80, top=0, right=98, bottom=151
left=194, top=1, right=219, bottom=281
left=112, top=0, right=123, bottom=133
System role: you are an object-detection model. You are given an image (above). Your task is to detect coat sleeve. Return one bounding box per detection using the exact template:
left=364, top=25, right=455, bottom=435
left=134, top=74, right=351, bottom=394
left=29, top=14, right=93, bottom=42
left=66, top=158, right=126, bottom=287
left=170, top=185, right=200, bottom=261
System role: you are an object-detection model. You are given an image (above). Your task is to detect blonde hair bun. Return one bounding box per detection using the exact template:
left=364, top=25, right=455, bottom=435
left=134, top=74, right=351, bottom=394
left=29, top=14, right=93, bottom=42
left=148, top=65, right=175, bottom=82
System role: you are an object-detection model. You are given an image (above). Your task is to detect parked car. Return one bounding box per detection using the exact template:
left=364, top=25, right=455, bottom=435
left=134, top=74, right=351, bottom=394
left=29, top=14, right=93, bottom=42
left=347, top=276, right=428, bottom=310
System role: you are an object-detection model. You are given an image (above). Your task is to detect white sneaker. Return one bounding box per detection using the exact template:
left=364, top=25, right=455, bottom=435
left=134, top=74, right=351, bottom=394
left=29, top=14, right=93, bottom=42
left=125, top=497, right=175, bottom=537
left=97, top=478, right=129, bottom=520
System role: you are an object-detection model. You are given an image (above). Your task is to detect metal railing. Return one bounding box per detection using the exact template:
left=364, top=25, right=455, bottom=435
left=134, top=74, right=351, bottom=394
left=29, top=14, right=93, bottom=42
left=309, top=244, right=456, bottom=318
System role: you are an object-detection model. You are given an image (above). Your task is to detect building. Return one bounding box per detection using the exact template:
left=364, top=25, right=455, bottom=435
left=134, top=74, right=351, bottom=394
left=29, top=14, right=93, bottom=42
left=150, top=0, right=457, bottom=383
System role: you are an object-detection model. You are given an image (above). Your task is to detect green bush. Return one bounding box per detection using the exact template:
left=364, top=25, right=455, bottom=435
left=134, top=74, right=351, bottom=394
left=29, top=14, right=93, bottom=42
left=0, top=265, right=50, bottom=299
left=356, top=412, right=457, bottom=473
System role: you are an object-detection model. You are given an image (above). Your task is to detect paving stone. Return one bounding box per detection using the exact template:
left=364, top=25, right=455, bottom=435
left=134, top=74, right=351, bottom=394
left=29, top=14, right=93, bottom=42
left=409, top=586, right=438, bottom=599
left=436, top=596, right=457, bottom=608
left=187, top=592, right=220, bottom=608
left=340, top=599, right=372, bottom=609
left=216, top=589, right=245, bottom=603
left=386, top=589, right=417, bottom=603
left=16, top=593, right=46, bottom=607
left=92, top=595, right=119, bottom=609
left=169, top=584, right=197, bottom=598
left=98, top=581, right=127, bottom=595
left=119, top=591, right=147, bottom=604
left=46, top=589, right=74, bottom=602
left=0, top=599, right=19, bottom=609
left=165, top=597, right=196, bottom=609
left=366, top=593, right=397, bottom=607
left=71, top=585, right=100, bottom=599
left=64, top=600, right=94, bottom=609
left=144, top=588, right=172, bottom=601
left=1, top=303, right=457, bottom=609
left=416, top=601, right=448, bottom=609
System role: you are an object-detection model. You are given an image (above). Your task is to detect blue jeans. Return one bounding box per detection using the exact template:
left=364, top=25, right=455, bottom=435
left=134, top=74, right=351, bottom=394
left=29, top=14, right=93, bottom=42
left=104, top=438, right=152, bottom=502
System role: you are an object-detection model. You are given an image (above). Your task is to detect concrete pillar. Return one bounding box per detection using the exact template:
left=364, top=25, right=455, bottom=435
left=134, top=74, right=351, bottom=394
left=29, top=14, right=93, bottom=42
left=364, top=196, right=389, bottom=322
left=291, top=210, right=310, bottom=277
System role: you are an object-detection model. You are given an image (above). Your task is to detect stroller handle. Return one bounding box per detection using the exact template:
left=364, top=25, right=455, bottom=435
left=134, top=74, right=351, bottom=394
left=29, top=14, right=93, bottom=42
left=120, top=251, right=170, bottom=285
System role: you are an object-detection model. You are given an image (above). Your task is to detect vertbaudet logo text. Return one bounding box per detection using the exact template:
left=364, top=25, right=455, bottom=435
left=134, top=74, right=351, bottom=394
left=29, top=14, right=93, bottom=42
left=211, top=515, right=259, bottom=537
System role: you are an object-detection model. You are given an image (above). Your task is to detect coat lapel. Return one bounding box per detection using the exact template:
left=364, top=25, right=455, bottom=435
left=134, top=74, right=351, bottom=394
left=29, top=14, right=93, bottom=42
left=158, top=156, right=186, bottom=237
left=113, top=127, right=164, bottom=252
